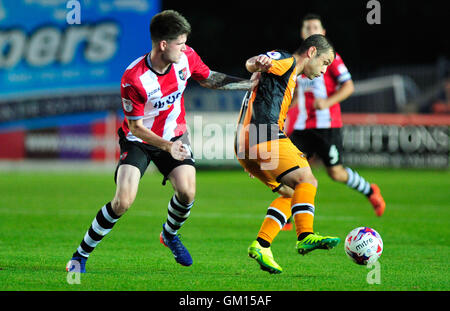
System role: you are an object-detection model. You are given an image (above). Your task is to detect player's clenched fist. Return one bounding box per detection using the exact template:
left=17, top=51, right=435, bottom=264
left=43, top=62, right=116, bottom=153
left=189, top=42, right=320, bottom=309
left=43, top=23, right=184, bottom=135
left=245, top=54, right=273, bottom=73
left=170, top=139, right=190, bottom=161
left=254, top=55, right=273, bottom=71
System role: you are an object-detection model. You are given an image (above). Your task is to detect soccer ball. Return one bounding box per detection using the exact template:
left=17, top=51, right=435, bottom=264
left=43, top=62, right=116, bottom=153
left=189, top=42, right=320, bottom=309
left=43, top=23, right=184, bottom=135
left=344, top=227, right=383, bottom=265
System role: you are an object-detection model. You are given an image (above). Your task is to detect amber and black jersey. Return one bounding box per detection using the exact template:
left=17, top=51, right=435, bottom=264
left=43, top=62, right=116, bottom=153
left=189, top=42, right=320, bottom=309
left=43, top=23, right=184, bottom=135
left=237, top=50, right=297, bottom=148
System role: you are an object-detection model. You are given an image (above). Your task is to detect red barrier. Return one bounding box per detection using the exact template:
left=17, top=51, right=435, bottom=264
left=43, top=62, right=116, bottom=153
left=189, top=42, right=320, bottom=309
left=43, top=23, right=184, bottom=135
left=0, top=131, right=25, bottom=159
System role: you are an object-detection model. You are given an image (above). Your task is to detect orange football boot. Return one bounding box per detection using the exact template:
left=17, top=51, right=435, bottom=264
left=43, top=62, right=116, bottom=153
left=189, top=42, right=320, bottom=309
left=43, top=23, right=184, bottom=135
left=368, top=184, right=386, bottom=217
left=281, top=222, right=293, bottom=231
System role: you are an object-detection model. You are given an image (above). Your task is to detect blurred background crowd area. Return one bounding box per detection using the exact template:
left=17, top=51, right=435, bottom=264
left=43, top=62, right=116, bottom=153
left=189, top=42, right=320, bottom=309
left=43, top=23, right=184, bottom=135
left=0, top=0, right=448, bottom=170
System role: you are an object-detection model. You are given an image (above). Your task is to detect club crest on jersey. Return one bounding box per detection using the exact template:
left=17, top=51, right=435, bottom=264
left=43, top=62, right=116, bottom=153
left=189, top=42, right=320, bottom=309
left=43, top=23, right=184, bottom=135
left=122, top=98, right=133, bottom=112
left=178, top=67, right=187, bottom=80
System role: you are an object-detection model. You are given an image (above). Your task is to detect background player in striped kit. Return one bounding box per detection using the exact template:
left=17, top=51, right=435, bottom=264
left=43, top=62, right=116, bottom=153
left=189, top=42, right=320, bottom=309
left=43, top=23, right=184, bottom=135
left=284, top=14, right=386, bottom=224
left=66, top=10, right=256, bottom=273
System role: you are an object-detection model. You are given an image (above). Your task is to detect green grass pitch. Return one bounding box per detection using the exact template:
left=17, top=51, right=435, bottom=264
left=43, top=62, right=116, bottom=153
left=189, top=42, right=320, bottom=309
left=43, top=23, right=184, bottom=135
left=0, top=167, right=449, bottom=291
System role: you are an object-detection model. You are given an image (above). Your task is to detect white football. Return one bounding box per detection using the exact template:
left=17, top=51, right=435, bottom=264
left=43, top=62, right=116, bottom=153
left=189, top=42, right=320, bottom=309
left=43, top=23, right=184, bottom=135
left=345, top=227, right=383, bottom=265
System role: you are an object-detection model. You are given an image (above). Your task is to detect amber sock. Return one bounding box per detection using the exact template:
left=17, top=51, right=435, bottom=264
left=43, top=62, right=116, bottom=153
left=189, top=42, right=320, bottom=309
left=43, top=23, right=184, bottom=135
left=291, top=182, right=317, bottom=239
left=256, top=196, right=292, bottom=246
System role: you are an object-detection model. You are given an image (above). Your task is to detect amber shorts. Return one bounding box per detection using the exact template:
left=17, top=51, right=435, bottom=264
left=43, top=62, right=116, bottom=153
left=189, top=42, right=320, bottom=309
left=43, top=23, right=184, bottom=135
left=237, top=138, right=310, bottom=192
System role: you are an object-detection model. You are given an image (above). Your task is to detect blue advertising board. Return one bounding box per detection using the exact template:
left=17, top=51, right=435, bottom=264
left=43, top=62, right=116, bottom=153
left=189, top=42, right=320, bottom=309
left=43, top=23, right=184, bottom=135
left=0, top=0, right=160, bottom=99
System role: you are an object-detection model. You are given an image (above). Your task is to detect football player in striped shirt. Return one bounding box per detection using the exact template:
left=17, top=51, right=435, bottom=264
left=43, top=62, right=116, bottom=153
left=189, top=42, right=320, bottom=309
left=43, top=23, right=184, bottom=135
left=236, top=34, right=340, bottom=274
left=284, top=14, right=386, bottom=225
left=66, top=10, right=255, bottom=273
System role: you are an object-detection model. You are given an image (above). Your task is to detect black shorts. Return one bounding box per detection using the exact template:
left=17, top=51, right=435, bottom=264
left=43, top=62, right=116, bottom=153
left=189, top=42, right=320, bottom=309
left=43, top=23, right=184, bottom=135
left=289, top=128, right=343, bottom=167
left=114, top=128, right=195, bottom=185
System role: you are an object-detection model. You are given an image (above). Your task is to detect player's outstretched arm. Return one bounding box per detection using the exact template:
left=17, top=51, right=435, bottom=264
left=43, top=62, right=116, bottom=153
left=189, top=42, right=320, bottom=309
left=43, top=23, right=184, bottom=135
left=197, top=71, right=252, bottom=90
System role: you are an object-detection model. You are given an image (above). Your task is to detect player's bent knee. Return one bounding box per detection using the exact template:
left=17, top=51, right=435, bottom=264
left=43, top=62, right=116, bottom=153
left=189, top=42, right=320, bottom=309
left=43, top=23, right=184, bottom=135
left=176, top=186, right=196, bottom=205
left=304, top=175, right=318, bottom=188
left=281, top=168, right=318, bottom=189
left=168, top=165, right=196, bottom=205
left=112, top=195, right=135, bottom=216
left=291, top=175, right=317, bottom=189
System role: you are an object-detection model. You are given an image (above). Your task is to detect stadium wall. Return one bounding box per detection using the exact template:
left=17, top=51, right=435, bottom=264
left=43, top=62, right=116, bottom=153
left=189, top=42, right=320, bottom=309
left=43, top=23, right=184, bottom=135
left=1, top=111, right=448, bottom=170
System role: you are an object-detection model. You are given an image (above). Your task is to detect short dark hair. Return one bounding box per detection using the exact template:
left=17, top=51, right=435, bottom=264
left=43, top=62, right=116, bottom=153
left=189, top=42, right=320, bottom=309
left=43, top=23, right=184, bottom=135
left=302, top=13, right=324, bottom=27
left=150, top=10, right=191, bottom=42
left=295, top=34, right=335, bottom=58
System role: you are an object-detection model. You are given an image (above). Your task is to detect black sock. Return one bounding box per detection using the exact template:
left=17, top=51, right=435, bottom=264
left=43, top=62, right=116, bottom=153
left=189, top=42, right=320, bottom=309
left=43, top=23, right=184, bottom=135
left=298, top=232, right=313, bottom=241
left=345, top=167, right=373, bottom=197
left=163, top=195, right=193, bottom=237
left=73, top=202, right=121, bottom=258
left=257, top=237, right=271, bottom=248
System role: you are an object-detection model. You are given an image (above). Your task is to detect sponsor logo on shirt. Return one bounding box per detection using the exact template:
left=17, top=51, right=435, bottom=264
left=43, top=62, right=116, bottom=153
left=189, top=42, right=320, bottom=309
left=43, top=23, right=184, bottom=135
left=147, top=87, right=161, bottom=96
left=299, top=77, right=315, bottom=92
left=152, top=91, right=182, bottom=110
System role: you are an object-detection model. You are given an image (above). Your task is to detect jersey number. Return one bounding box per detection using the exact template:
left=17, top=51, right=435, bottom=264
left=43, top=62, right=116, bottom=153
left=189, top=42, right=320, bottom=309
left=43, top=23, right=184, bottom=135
left=329, top=145, right=339, bottom=165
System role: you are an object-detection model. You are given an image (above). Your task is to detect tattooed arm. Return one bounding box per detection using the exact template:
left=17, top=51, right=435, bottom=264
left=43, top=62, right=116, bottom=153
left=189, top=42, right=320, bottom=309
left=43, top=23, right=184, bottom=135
left=197, top=71, right=253, bottom=90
